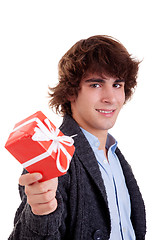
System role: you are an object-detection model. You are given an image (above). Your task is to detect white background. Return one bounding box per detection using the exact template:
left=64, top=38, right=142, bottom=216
left=0, top=0, right=159, bottom=239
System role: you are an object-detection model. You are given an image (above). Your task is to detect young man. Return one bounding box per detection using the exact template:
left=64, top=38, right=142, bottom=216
left=9, top=35, right=146, bottom=240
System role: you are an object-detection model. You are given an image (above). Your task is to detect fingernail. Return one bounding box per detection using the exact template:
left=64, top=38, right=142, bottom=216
left=36, top=173, right=42, bottom=180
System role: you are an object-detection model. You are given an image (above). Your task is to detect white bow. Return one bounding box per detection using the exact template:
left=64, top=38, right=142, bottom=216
left=31, top=118, right=75, bottom=173
left=12, top=116, right=75, bottom=173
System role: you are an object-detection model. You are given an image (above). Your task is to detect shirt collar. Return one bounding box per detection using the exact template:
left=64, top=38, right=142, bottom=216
left=106, top=133, right=118, bottom=152
left=80, top=127, right=117, bottom=152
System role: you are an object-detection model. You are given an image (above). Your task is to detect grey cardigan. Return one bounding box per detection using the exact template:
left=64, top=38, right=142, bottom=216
left=9, top=115, right=146, bottom=240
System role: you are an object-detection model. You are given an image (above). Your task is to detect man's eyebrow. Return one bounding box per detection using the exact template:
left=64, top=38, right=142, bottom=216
left=84, top=78, right=106, bottom=83
left=114, top=79, right=125, bottom=83
left=84, top=78, right=125, bottom=83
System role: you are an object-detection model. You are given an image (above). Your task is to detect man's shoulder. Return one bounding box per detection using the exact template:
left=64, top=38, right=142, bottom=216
left=60, top=115, right=79, bottom=135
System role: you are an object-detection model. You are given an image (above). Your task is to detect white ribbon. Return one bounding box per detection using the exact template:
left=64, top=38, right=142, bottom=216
left=12, top=117, right=75, bottom=173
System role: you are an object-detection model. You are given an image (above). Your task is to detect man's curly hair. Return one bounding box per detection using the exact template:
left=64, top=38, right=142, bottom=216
left=49, top=35, right=140, bottom=116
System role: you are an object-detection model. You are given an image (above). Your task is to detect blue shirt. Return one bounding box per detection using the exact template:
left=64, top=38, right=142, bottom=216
left=81, top=128, right=136, bottom=240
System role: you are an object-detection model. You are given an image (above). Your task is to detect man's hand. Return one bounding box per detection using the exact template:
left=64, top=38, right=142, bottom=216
left=19, top=173, right=58, bottom=215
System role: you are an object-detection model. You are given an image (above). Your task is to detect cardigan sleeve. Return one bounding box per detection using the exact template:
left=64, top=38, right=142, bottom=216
left=8, top=170, right=69, bottom=240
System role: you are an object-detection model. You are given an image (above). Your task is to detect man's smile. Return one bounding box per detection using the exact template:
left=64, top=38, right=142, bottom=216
left=96, top=109, right=115, bottom=113
left=95, top=109, right=116, bottom=117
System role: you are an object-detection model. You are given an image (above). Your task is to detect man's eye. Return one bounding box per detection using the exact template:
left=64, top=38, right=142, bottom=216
left=90, top=83, right=101, bottom=88
left=113, top=83, right=122, bottom=88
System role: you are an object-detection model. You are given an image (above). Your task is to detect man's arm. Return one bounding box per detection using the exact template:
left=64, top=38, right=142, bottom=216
left=19, top=173, right=58, bottom=215
left=8, top=171, right=66, bottom=239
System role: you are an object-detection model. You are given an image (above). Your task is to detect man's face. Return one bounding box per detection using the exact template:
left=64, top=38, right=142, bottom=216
left=70, top=73, right=125, bottom=136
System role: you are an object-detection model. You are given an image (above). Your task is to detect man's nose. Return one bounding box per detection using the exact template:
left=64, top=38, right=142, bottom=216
left=101, top=86, right=116, bottom=104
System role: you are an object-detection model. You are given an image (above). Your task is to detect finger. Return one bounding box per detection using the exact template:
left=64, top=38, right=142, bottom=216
left=26, top=177, right=58, bottom=195
left=31, top=198, right=58, bottom=215
left=39, top=178, right=58, bottom=192
left=27, top=189, right=56, bottom=205
left=19, top=172, right=42, bottom=186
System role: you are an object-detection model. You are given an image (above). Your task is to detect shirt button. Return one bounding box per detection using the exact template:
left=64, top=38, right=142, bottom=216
left=95, top=142, right=99, bottom=147
left=93, top=229, right=102, bottom=240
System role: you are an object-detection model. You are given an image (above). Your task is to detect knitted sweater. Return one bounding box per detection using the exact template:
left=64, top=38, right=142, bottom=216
left=9, top=115, right=146, bottom=240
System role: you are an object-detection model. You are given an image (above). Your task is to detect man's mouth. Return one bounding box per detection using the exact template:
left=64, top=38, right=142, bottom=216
left=96, top=109, right=115, bottom=114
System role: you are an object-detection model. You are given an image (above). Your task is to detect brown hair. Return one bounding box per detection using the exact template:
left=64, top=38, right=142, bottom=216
left=49, top=35, right=140, bottom=116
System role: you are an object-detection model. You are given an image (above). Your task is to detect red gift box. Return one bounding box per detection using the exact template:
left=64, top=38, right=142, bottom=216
left=5, top=111, right=75, bottom=182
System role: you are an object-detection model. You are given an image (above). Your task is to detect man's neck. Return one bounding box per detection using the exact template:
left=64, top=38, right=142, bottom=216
left=98, top=134, right=108, bottom=160
left=80, top=127, right=109, bottom=161
left=87, top=129, right=108, bottom=157
left=92, top=130, right=109, bottom=161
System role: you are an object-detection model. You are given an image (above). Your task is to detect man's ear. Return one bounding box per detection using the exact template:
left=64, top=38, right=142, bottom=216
left=67, top=95, right=76, bottom=103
